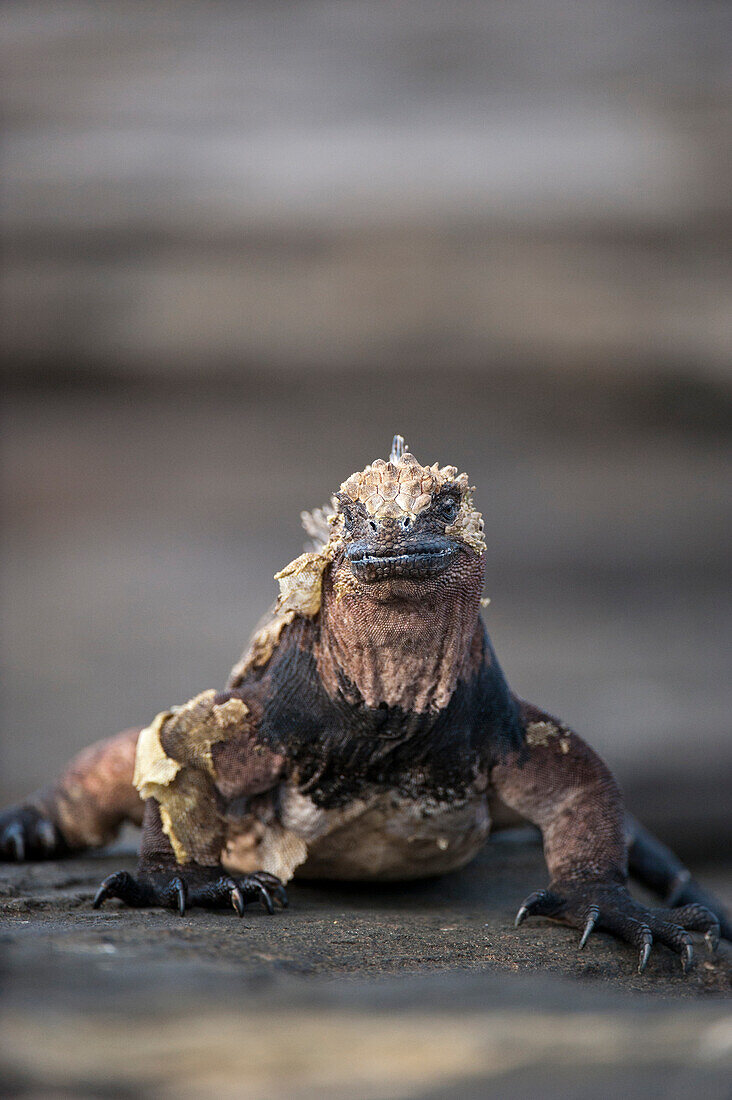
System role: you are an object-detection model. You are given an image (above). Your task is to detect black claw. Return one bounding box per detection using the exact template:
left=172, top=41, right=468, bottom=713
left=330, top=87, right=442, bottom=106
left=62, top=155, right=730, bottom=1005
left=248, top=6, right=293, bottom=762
left=514, top=889, right=560, bottom=929
left=638, top=939, right=652, bottom=973
left=537, top=878, right=726, bottom=974
left=252, top=871, right=280, bottom=886
left=3, top=822, right=25, bottom=862
left=92, top=883, right=110, bottom=909
left=92, top=870, right=137, bottom=910
left=93, top=871, right=126, bottom=909
left=669, top=905, right=721, bottom=952
left=681, top=941, right=694, bottom=974
left=231, top=885, right=245, bottom=917
left=172, top=876, right=187, bottom=917
left=579, top=906, right=599, bottom=950
left=514, top=891, right=539, bottom=927
left=90, top=867, right=289, bottom=918
left=255, top=884, right=275, bottom=915
left=249, top=876, right=288, bottom=909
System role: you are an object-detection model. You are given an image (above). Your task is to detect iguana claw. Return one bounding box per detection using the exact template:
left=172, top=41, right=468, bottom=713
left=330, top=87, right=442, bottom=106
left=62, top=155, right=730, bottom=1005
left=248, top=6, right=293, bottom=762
left=92, top=867, right=288, bottom=916
left=579, top=905, right=599, bottom=950
left=0, top=807, right=67, bottom=862
left=514, top=880, right=717, bottom=974
left=2, top=822, right=25, bottom=862
left=171, top=875, right=187, bottom=916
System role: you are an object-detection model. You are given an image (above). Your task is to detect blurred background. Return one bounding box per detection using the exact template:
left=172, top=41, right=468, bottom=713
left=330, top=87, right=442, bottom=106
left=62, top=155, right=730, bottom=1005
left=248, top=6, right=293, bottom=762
left=2, top=0, right=731, bottom=860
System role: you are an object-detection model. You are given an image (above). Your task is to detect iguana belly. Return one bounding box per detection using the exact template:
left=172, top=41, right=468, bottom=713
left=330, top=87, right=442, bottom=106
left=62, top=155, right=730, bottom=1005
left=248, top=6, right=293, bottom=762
left=221, top=785, right=491, bottom=882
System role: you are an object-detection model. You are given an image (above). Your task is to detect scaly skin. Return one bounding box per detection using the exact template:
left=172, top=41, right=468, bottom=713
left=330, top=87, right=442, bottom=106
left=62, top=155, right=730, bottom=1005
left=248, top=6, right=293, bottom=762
left=1, top=437, right=728, bottom=973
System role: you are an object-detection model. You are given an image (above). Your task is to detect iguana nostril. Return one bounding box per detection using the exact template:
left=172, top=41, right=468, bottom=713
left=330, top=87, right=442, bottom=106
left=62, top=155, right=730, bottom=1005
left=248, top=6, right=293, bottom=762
left=369, top=520, right=377, bottom=532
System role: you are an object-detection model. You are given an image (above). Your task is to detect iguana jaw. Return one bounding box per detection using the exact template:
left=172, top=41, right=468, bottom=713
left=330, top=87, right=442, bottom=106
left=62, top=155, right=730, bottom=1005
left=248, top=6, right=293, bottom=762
left=346, top=534, right=459, bottom=583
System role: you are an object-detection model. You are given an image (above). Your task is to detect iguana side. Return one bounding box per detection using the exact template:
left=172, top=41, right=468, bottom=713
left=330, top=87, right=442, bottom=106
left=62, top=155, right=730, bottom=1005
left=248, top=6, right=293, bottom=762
left=1, top=437, right=728, bottom=971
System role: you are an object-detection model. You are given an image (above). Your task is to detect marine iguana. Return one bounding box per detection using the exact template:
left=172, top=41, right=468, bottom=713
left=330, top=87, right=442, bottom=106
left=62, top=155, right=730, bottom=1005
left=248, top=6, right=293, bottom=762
left=1, top=436, right=728, bottom=972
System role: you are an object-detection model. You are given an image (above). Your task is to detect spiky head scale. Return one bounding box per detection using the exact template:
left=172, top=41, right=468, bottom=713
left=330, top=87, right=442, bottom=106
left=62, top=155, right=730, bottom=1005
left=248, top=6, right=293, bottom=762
left=340, top=454, right=466, bottom=520
left=336, top=441, right=485, bottom=556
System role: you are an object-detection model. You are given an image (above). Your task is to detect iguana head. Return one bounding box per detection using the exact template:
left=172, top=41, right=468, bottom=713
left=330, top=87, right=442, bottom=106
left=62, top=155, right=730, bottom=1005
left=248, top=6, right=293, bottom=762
left=332, top=435, right=485, bottom=586
left=288, top=435, right=485, bottom=603
left=233, top=437, right=486, bottom=678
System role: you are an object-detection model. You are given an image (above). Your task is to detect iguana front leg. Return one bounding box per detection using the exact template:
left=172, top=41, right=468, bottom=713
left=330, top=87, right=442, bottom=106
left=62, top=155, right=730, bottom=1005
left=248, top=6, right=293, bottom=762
left=0, top=726, right=143, bottom=860
left=491, top=701, right=722, bottom=972
left=92, top=689, right=289, bottom=916
left=93, top=799, right=287, bottom=916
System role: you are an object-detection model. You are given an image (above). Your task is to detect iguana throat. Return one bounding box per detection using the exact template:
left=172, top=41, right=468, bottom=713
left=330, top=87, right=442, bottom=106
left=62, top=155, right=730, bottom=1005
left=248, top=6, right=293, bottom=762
left=315, top=559, right=485, bottom=714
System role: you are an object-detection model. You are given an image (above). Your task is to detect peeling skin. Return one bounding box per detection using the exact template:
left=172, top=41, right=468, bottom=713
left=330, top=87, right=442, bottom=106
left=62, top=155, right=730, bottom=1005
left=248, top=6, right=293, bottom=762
left=274, top=551, right=334, bottom=618
left=300, top=496, right=340, bottom=552
left=133, top=691, right=251, bottom=864
left=229, top=612, right=294, bottom=680
left=158, top=769, right=221, bottom=866
left=445, top=489, right=486, bottom=556
left=230, top=540, right=341, bottom=681
left=525, top=720, right=572, bottom=749
left=254, top=824, right=309, bottom=882
left=133, top=712, right=181, bottom=799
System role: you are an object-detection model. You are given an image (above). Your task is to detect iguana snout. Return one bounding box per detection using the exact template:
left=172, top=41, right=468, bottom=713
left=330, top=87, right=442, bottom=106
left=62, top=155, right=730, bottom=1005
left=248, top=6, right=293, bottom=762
left=345, top=524, right=460, bottom=583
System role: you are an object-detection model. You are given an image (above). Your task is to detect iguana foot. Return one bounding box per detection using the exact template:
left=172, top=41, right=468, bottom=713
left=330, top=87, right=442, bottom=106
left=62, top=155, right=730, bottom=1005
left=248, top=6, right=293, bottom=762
left=514, top=880, right=720, bottom=973
left=93, top=868, right=288, bottom=916
left=0, top=806, right=68, bottom=861
left=663, top=873, right=732, bottom=942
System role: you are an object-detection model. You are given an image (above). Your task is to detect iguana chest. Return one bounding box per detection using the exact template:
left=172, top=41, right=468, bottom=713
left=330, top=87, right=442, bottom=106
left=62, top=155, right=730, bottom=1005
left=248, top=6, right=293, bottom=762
left=221, top=783, right=491, bottom=883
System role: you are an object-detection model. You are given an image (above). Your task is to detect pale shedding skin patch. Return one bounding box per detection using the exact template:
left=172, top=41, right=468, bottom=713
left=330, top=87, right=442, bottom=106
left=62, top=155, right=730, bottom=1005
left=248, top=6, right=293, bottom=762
left=274, top=550, right=334, bottom=618
left=133, top=691, right=251, bottom=864
left=525, top=719, right=572, bottom=754
left=154, top=690, right=250, bottom=772
left=133, top=712, right=181, bottom=800
left=228, top=611, right=293, bottom=681
left=159, top=769, right=219, bottom=866
left=445, top=491, right=486, bottom=556
left=230, top=539, right=344, bottom=681
left=257, top=825, right=309, bottom=881
left=300, top=496, right=339, bottom=552
left=221, top=789, right=318, bottom=881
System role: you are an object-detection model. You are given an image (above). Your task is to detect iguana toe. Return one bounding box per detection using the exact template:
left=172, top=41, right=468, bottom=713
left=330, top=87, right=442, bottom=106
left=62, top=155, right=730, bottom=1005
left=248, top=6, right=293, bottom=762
left=92, top=867, right=288, bottom=916
left=514, top=879, right=720, bottom=974
left=0, top=806, right=67, bottom=862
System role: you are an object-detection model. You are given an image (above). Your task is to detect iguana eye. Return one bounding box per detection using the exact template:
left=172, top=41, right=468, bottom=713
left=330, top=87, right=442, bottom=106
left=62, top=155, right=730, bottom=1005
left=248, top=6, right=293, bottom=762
left=438, top=496, right=460, bottom=524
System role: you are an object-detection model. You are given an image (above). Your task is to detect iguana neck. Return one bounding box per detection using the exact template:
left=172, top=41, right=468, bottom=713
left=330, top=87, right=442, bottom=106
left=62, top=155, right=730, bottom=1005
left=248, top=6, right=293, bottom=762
left=315, top=571, right=483, bottom=714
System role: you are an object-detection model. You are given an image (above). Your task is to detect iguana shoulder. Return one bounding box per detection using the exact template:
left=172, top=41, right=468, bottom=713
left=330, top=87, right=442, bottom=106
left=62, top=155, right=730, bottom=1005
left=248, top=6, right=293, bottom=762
left=227, top=497, right=341, bottom=687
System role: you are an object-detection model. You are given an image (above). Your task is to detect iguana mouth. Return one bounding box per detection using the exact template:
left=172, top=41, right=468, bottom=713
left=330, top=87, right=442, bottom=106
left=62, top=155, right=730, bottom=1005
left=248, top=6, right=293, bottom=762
left=346, top=540, right=458, bottom=582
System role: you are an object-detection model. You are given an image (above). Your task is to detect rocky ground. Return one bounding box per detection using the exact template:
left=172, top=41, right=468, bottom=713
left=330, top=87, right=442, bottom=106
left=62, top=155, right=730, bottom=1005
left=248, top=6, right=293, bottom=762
left=1, top=832, right=730, bottom=1098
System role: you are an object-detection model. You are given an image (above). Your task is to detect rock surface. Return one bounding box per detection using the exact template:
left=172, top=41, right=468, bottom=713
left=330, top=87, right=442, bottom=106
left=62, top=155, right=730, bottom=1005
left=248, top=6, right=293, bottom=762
left=1, top=833, right=730, bottom=1097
